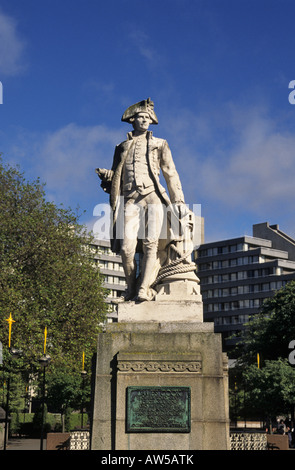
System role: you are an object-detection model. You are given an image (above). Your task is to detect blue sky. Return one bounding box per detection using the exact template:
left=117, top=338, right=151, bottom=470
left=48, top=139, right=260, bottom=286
left=1, top=0, right=295, bottom=244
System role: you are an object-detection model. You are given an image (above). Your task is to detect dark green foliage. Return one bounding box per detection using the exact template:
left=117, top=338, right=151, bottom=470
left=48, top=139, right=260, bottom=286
left=241, top=280, right=295, bottom=364
left=230, top=281, right=295, bottom=422
left=0, top=157, right=109, bottom=424
left=230, top=358, right=295, bottom=423
left=46, top=368, right=89, bottom=413
left=0, top=157, right=108, bottom=372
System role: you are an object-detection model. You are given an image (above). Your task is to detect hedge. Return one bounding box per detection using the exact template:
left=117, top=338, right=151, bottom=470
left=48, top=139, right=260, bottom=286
left=10, top=412, right=89, bottom=436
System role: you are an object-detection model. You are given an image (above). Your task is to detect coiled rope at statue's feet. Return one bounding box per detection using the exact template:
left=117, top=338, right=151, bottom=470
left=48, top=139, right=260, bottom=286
left=151, top=244, right=196, bottom=289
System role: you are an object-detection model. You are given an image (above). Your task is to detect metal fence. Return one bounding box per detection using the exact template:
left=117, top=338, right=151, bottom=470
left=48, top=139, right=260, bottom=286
left=69, top=430, right=270, bottom=451
left=230, top=431, right=268, bottom=450
left=70, top=430, right=90, bottom=450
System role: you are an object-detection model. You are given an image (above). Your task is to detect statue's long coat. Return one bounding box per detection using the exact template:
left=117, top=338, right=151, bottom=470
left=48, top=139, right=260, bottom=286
left=105, top=131, right=185, bottom=254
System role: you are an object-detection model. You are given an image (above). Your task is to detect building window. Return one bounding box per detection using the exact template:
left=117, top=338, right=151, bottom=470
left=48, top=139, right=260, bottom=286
left=238, top=271, right=246, bottom=280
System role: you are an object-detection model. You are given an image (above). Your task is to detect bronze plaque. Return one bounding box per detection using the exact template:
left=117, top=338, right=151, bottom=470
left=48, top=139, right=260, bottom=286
left=126, top=386, right=191, bottom=433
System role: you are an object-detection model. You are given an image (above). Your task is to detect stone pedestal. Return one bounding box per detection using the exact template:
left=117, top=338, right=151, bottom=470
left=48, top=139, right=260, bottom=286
left=118, top=276, right=203, bottom=323
left=91, top=302, right=230, bottom=450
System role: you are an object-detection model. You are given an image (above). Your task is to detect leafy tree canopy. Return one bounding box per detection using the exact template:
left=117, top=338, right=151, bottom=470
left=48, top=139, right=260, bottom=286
left=0, top=157, right=108, bottom=373
left=230, top=358, right=295, bottom=421
left=238, top=280, right=295, bottom=365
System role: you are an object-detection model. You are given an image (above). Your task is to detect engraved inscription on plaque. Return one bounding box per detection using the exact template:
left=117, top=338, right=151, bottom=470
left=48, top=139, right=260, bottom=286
left=126, top=386, right=191, bottom=433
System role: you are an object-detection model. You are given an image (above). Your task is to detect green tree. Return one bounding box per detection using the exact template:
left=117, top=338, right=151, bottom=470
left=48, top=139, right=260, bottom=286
left=0, top=157, right=108, bottom=373
left=229, top=282, right=295, bottom=425
left=230, top=359, right=295, bottom=426
left=240, top=280, right=295, bottom=364
left=46, top=368, right=88, bottom=431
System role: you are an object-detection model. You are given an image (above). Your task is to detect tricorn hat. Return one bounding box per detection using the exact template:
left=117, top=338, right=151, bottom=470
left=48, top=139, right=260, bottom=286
left=121, top=98, right=158, bottom=124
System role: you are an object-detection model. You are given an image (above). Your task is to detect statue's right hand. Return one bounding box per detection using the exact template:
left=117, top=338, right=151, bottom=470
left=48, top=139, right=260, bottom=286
left=95, top=168, right=113, bottom=181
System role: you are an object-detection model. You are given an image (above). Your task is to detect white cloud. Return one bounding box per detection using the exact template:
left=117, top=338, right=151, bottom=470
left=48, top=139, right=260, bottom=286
left=31, top=123, right=123, bottom=206
left=0, top=8, right=27, bottom=76
left=161, top=104, right=295, bottom=217
left=4, top=122, right=123, bottom=212
left=128, top=30, right=163, bottom=70
left=199, top=112, right=295, bottom=211
left=5, top=103, right=295, bottom=238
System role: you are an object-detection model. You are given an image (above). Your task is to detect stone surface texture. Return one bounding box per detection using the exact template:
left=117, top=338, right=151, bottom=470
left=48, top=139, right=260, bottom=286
left=91, top=320, right=230, bottom=450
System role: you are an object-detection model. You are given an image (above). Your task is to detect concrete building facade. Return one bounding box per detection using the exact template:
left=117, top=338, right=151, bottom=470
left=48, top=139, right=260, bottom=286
left=91, top=238, right=126, bottom=322
left=195, top=223, right=295, bottom=351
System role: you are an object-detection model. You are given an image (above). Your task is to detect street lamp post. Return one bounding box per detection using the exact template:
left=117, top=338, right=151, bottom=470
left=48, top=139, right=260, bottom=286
left=3, top=313, right=16, bottom=451
left=3, top=364, right=10, bottom=451
left=3, top=347, right=23, bottom=450
left=39, top=354, right=51, bottom=450
left=81, top=351, right=87, bottom=429
left=39, top=327, right=50, bottom=451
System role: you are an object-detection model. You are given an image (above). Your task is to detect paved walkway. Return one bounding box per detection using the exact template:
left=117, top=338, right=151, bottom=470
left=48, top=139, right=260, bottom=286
left=6, top=438, right=46, bottom=450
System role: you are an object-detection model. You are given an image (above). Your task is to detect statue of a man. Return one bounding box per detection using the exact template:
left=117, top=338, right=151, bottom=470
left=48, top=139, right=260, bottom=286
left=96, top=98, right=194, bottom=302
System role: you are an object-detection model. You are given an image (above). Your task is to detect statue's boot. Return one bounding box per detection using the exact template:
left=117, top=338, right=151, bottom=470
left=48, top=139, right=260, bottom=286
left=123, top=269, right=137, bottom=300
left=121, top=253, right=137, bottom=301
left=137, top=252, right=158, bottom=302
